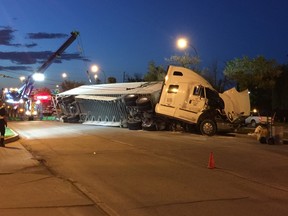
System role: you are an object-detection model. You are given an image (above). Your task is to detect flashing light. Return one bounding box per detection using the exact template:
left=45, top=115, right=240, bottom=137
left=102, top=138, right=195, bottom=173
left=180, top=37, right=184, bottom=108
left=6, top=88, right=18, bottom=92
left=25, top=110, right=38, bottom=116
left=32, top=73, right=45, bottom=81
left=6, top=99, right=19, bottom=104
left=20, top=76, right=26, bottom=82
left=34, top=95, right=51, bottom=101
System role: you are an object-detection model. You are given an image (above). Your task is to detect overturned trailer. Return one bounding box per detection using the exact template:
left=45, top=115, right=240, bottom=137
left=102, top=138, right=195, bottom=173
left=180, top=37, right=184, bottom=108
left=57, top=66, right=250, bottom=136
left=57, top=81, right=162, bottom=127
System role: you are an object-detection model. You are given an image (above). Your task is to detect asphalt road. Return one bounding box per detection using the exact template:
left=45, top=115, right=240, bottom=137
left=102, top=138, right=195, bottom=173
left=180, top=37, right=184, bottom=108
left=10, top=121, right=288, bottom=216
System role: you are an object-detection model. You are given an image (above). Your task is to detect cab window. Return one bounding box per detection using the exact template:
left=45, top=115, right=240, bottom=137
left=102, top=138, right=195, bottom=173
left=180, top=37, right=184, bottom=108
left=193, top=86, right=204, bottom=97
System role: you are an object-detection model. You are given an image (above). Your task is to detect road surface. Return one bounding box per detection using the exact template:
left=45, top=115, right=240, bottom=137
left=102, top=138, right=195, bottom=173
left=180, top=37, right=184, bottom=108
left=9, top=121, right=288, bottom=216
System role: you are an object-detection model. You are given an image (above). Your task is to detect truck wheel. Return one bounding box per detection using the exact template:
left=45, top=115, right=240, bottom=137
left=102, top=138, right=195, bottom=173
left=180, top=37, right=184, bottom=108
left=259, top=137, right=267, bottom=144
left=67, top=115, right=80, bottom=123
left=200, top=119, right=217, bottom=136
left=267, top=137, right=275, bottom=145
left=57, top=97, right=63, bottom=103
left=127, top=120, right=142, bottom=130
left=251, top=120, right=256, bottom=127
left=60, top=115, right=68, bottom=123
left=142, top=124, right=157, bottom=131
left=124, top=94, right=138, bottom=107
left=142, top=119, right=157, bottom=131
left=136, top=97, right=152, bottom=111
left=62, top=95, right=75, bottom=104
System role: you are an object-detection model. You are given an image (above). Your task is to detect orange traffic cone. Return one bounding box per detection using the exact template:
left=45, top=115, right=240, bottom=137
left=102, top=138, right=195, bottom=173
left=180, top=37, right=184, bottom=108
left=208, top=152, right=215, bottom=169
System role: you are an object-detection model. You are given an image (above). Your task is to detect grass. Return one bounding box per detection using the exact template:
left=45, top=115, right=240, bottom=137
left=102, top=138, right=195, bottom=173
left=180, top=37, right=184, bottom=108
left=5, top=127, right=16, bottom=138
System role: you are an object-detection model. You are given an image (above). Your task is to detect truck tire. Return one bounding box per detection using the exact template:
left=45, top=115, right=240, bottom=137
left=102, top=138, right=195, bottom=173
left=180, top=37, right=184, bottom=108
left=200, top=119, right=217, bottom=136
left=142, top=119, right=157, bottom=131
left=62, top=95, right=75, bottom=104
left=267, top=137, right=275, bottom=145
left=67, top=115, right=80, bottom=123
left=60, top=115, right=68, bottom=123
left=142, top=124, right=157, bottom=131
left=251, top=119, right=256, bottom=127
left=136, top=97, right=152, bottom=111
left=259, top=137, right=267, bottom=144
left=127, top=120, right=142, bottom=130
left=124, top=94, right=138, bottom=107
left=57, top=97, right=63, bottom=103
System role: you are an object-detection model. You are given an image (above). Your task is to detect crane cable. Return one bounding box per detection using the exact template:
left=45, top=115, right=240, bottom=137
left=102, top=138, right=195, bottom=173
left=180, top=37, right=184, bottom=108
left=76, top=34, right=92, bottom=83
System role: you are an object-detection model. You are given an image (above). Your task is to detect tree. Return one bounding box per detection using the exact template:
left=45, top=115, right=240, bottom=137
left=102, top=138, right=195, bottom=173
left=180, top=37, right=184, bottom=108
left=202, top=61, right=232, bottom=92
left=224, top=56, right=282, bottom=91
left=165, top=52, right=201, bottom=72
left=143, top=61, right=166, bottom=81
left=107, top=76, right=117, bottom=83
left=224, top=56, right=282, bottom=112
left=60, top=80, right=85, bottom=92
left=273, top=64, right=288, bottom=121
left=126, top=73, right=143, bottom=82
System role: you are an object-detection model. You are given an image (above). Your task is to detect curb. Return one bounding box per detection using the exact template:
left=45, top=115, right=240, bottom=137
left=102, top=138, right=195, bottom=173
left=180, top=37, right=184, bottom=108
left=4, top=129, right=20, bottom=144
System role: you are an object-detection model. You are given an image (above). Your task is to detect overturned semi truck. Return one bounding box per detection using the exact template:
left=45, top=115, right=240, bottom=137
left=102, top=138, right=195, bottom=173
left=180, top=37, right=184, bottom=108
left=56, top=65, right=250, bottom=136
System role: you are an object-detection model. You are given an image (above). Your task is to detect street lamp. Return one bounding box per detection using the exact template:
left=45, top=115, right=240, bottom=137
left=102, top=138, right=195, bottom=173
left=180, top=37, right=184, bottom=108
left=91, top=65, right=99, bottom=73
left=90, top=64, right=106, bottom=83
left=85, top=64, right=100, bottom=83
left=176, top=37, right=198, bottom=56
left=62, top=72, right=68, bottom=79
left=177, top=38, right=188, bottom=49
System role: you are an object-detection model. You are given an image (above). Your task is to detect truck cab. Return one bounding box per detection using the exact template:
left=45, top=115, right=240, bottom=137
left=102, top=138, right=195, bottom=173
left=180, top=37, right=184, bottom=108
left=155, top=66, right=250, bottom=135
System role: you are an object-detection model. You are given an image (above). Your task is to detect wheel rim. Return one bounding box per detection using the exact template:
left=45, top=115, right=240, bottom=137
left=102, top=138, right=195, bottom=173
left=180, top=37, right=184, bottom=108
left=202, top=122, right=214, bottom=135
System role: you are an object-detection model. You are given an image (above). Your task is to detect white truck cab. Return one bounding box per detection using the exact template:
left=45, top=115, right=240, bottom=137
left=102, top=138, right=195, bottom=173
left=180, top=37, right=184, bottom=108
left=155, top=66, right=250, bottom=135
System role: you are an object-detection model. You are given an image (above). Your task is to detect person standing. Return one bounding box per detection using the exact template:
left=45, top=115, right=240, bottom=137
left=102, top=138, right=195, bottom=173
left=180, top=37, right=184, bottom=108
left=0, top=100, right=7, bottom=147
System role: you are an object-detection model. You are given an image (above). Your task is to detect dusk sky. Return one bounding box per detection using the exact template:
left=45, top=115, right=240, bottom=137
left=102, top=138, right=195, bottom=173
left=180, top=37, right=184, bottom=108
left=0, top=0, right=288, bottom=90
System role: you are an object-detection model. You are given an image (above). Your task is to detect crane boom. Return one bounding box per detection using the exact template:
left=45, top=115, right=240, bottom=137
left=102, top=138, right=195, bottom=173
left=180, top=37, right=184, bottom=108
left=4, top=31, right=79, bottom=103
left=36, top=31, right=79, bottom=74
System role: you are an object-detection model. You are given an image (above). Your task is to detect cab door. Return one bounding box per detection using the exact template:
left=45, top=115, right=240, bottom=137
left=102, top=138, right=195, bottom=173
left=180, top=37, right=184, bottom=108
left=185, top=85, right=207, bottom=113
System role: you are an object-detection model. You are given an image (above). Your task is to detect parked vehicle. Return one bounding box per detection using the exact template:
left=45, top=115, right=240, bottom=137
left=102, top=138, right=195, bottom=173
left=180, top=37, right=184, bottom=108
left=245, top=109, right=272, bottom=127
